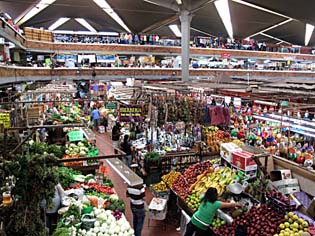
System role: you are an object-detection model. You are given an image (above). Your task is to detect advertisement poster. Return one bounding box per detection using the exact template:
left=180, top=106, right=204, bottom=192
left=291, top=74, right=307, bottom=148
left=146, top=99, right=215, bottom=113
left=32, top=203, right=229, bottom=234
left=119, top=104, right=143, bottom=122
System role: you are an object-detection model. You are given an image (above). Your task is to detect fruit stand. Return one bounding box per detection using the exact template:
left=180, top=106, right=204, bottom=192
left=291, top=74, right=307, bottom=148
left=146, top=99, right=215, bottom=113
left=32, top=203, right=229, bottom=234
left=150, top=147, right=315, bottom=236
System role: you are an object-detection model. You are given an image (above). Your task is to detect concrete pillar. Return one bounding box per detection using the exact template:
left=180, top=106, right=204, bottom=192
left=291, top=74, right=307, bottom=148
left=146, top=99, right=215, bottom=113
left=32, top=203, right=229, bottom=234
left=179, top=11, right=192, bottom=81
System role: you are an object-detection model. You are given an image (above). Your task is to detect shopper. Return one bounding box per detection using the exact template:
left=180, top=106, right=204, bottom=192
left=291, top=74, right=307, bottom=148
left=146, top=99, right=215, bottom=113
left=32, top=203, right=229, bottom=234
left=121, top=134, right=132, bottom=167
left=184, top=187, right=242, bottom=236
left=92, top=68, right=96, bottom=79
left=102, top=114, right=108, bottom=132
left=126, top=183, right=146, bottom=236
left=112, top=121, right=121, bottom=154
left=90, top=106, right=100, bottom=130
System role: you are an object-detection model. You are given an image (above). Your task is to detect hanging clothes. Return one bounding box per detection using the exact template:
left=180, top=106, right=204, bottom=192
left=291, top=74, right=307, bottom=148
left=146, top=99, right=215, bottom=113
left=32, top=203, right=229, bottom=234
left=223, top=107, right=230, bottom=126
left=209, top=106, right=225, bottom=126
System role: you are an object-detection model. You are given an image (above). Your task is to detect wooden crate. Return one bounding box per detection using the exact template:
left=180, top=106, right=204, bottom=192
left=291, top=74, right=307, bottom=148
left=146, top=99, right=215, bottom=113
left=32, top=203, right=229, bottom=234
left=27, top=107, right=41, bottom=118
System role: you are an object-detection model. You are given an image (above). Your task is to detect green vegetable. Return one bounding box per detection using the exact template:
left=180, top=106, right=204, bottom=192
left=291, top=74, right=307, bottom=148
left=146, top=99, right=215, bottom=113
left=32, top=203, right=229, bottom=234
left=56, top=167, right=82, bottom=188
left=52, top=227, right=69, bottom=236
left=63, top=204, right=81, bottom=220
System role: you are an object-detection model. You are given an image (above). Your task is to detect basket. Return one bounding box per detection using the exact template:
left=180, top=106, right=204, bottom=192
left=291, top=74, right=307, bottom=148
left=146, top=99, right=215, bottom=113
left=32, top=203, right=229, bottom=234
left=150, top=184, right=170, bottom=200
left=81, top=206, right=93, bottom=214
left=81, top=213, right=96, bottom=230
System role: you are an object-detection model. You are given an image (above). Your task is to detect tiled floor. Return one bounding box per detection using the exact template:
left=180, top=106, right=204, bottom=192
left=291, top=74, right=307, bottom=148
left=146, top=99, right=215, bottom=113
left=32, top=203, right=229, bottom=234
left=95, top=132, right=180, bottom=236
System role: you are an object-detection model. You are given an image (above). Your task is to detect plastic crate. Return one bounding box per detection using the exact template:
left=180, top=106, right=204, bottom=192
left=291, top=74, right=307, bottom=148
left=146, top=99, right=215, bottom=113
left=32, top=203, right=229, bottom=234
left=148, top=198, right=168, bottom=221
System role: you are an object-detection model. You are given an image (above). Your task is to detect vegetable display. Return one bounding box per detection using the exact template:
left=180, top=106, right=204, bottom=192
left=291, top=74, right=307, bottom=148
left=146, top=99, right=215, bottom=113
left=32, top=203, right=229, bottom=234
left=53, top=169, right=130, bottom=236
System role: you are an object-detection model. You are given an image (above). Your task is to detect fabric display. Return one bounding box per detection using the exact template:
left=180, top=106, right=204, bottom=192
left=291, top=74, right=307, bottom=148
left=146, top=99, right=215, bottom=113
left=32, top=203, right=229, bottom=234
left=204, top=105, right=230, bottom=126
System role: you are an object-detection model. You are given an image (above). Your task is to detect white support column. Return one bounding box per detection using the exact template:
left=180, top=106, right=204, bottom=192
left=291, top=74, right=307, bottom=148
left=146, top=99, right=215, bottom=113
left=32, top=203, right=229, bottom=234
left=179, top=11, right=192, bottom=81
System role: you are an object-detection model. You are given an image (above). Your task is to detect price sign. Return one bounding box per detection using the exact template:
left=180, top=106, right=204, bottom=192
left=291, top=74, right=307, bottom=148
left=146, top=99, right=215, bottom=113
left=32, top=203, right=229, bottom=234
left=68, top=130, right=83, bottom=142
left=0, top=113, right=11, bottom=128
left=280, top=101, right=289, bottom=107
left=119, top=104, right=143, bottom=122
left=105, top=101, right=118, bottom=110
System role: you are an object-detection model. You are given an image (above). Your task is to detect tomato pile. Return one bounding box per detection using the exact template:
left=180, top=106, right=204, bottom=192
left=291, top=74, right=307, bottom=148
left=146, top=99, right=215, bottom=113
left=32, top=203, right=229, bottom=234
left=70, top=183, right=114, bottom=194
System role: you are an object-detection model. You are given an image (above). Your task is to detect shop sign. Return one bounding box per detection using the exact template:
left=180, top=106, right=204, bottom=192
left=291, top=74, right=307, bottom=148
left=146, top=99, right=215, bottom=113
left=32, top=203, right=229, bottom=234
left=68, top=130, right=83, bottom=142
left=105, top=101, right=118, bottom=110
left=221, top=53, right=231, bottom=59
left=0, top=113, right=10, bottom=128
left=280, top=101, right=289, bottom=107
left=119, top=104, right=143, bottom=122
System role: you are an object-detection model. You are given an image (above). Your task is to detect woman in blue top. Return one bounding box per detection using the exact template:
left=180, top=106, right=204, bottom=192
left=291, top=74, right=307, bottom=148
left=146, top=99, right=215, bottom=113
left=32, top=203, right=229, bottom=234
left=185, top=187, right=241, bottom=236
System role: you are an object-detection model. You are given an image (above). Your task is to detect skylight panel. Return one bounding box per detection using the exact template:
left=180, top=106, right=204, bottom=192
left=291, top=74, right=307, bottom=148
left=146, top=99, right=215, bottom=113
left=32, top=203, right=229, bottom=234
left=16, top=0, right=56, bottom=25
left=214, top=0, right=233, bottom=39
left=93, top=0, right=131, bottom=33
left=75, top=18, right=97, bottom=32
left=48, top=17, right=70, bottom=31
left=169, top=24, right=182, bottom=37
left=305, top=23, right=314, bottom=46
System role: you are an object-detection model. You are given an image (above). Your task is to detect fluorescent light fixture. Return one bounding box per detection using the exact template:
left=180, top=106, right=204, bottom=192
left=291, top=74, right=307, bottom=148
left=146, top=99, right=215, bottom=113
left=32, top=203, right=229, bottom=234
left=48, top=17, right=70, bottom=31
left=232, top=0, right=291, bottom=19
left=214, top=0, right=233, bottom=39
left=75, top=18, right=97, bottom=32
left=254, top=100, right=277, bottom=106
left=4, top=13, right=12, bottom=20
left=305, top=23, right=314, bottom=46
left=52, top=30, right=119, bottom=36
left=246, top=18, right=293, bottom=39
left=169, top=24, right=182, bottom=37
left=176, top=0, right=183, bottom=5
left=260, top=32, right=292, bottom=45
left=93, top=0, right=131, bottom=33
left=16, top=0, right=56, bottom=25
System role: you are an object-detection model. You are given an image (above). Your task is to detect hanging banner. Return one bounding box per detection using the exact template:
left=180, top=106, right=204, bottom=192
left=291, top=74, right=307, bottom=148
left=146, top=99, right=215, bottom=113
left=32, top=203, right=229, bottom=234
left=119, top=104, right=143, bottom=122
left=0, top=113, right=10, bottom=128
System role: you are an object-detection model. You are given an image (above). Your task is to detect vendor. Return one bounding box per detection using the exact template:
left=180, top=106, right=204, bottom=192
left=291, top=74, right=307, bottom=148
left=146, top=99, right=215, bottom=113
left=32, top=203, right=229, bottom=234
left=121, top=134, right=132, bottom=167
left=112, top=121, right=121, bottom=154
left=184, top=187, right=242, bottom=236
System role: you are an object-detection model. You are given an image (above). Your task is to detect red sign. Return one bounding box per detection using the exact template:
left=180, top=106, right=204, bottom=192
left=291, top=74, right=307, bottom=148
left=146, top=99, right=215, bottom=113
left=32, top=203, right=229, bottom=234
left=221, top=53, right=231, bottom=59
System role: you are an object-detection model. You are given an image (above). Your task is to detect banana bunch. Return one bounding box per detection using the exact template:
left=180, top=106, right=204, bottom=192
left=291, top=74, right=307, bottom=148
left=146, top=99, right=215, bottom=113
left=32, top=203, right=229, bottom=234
left=187, top=167, right=236, bottom=210
left=232, top=139, right=244, bottom=147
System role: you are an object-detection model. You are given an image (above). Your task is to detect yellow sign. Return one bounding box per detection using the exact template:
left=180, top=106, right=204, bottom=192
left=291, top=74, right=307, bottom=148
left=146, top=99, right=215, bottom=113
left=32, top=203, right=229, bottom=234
left=0, top=113, right=11, bottom=128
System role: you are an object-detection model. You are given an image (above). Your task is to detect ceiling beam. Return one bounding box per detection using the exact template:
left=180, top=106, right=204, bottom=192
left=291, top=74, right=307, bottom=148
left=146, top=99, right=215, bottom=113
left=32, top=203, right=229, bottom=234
left=246, top=18, right=293, bottom=39
left=191, top=0, right=215, bottom=13
left=143, top=0, right=179, bottom=12
left=191, top=27, right=217, bottom=37
left=260, top=32, right=292, bottom=45
left=232, top=0, right=292, bottom=19
left=140, top=14, right=178, bottom=33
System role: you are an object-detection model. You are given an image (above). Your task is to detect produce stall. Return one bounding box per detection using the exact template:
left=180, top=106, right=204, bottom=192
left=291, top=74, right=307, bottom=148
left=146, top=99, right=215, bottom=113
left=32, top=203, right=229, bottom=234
left=52, top=167, right=135, bottom=236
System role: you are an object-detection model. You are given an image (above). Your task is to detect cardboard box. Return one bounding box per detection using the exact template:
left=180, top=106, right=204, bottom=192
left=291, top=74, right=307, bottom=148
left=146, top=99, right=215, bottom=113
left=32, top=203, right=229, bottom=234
left=270, top=170, right=292, bottom=181
left=272, top=178, right=300, bottom=195
left=231, top=166, right=257, bottom=179
left=232, top=151, right=257, bottom=171
left=220, top=142, right=242, bottom=163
